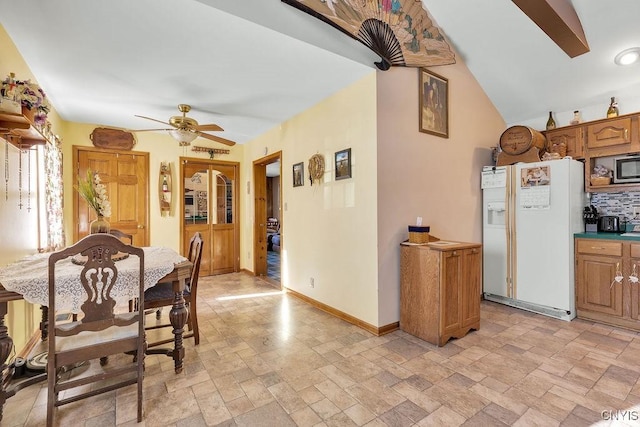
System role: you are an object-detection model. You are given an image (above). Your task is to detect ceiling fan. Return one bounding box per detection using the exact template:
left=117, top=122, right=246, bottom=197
left=132, top=104, right=236, bottom=146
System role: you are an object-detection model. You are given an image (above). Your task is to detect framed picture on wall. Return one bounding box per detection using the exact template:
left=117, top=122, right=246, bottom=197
left=419, top=68, right=449, bottom=138
left=293, top=162, right=304, bottom=187
left=335, top=148, right=351, bottom=180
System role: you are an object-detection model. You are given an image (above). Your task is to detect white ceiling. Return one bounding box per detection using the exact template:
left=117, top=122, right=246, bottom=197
left=2, top=0, right=640, bottom=145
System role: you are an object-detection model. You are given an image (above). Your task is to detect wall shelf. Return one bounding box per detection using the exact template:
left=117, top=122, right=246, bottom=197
left=0, top=108, right=48, bottom=148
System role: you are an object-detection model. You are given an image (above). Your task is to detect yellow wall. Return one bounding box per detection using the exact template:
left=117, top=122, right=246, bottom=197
left=59, top=122, right=244, bottom=250
left=2, top=18, right=504, bottom=341
left=0, top=23, right=246, bottom=355
left=0, top=24, right=63, bottom=354
left=243, top=63, right=504, bottom=328
left=242, top=73, right=380, bottom=325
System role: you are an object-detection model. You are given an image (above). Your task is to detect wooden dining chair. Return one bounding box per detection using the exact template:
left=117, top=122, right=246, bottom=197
left=110, top=229, right=139, bottom=314
left=109, top=228, right=133, bottom=244
left=144, top=232, right=203, bottom=346
left=46, top=234, right=146, bottom=426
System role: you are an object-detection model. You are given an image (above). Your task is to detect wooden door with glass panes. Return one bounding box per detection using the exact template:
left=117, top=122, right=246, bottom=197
left=181, top=158, right=239, bottom=276
left=74, top=147, right=149, bottom=246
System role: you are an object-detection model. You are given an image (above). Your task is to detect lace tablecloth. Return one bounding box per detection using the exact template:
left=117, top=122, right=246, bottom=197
left=0, top=247, right=188, bottom=313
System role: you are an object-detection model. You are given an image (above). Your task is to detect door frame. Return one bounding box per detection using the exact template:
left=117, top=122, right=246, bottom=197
left=253, top=152, right=282, bottom=279
left=180, top=156, right=240, bottom=274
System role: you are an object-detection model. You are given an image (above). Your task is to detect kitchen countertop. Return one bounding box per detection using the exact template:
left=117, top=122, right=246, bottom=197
left=575, top=232, right=640, bottom=241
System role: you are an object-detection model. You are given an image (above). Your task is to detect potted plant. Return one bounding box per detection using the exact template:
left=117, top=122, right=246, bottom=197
left=76, top=169, right=112, bottom=233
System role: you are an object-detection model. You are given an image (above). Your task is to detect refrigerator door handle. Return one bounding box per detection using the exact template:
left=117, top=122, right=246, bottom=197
left=505, top=166, right=515, bottom=299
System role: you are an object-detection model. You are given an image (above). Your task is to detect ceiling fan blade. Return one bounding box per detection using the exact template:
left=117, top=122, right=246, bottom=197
left=194, top=123, right=224, bottom=132
left=128, top=128, right=173, bottom=132
left=196, top=132, right=236, bottom=146
left=134, top=115, right=172, bottom=126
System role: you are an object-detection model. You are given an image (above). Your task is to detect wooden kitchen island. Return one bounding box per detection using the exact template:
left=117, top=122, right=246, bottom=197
left=400, top=240, right=481, bottom=346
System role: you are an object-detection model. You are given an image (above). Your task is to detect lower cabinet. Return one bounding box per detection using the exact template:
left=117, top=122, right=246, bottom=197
left=575, top=238, right=640, bottom=330
left=400, top=241, right=481, bottom=346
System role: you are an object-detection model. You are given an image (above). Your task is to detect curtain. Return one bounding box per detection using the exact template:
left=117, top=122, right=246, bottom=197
left=44, top=138, right=64, bottom=251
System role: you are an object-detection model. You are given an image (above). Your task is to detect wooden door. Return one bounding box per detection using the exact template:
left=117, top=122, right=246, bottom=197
left=440, top=250, right=462, bottom=337
left=461, top=247, right=482, bottom=328
left=576, top=254, right=623, bottom=316
left=253, top=163, right=268, bottom=277
left=253, top=152, right=281, bottom=278
left=181, top=158, right=239, bottom=276
left=74, top=147, right=149, bottom=245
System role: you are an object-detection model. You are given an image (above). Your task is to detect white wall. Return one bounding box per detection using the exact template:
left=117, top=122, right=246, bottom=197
left=242, top=73, right=381, bottom=326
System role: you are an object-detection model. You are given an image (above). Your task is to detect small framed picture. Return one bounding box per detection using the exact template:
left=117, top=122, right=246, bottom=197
left=293, top=162, right=304, bottom=187
left=419, top=68, right=449, bottom=138
left=335, top=148, right=351, bottom=180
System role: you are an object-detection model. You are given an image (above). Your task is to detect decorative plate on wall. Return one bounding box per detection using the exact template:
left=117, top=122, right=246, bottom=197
left=281, top=0, right=455, bottom=70
left=90, top=127, right=136, bottom=150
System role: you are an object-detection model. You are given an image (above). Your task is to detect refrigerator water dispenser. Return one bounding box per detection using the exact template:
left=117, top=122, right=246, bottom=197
left=486, top=202, right=506, bottom=226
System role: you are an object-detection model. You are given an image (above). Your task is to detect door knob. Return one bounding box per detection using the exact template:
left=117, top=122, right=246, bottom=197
left=137, top=225, right=145, bottom=229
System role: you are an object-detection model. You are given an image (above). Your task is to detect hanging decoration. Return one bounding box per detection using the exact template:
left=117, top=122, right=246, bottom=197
left=18, top=146, right=23, bottom=210
left=27, top=147, right=31, bottom=212
left=191, top=145, right=230, bottom=159
left=308, top=153, right=325, bottom=185
left=281, top=0, right=455, bottom=70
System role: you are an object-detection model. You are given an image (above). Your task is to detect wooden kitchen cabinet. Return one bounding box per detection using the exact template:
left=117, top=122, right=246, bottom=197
left=400, top=241, right=481, bottom=346
left=541, top=112, right=640, bottom=192
left=630, top=243, right=640, bottom=321
left=544, top=126, right=584, bottom=159
left=575, top=238, right=640, bottom=330
left=587, top=117, right=633, bottom=151
left=575, top=239, right=623, bottom=317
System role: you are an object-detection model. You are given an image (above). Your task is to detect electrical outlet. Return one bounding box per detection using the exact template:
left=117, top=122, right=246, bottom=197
left=310, top=277, right=315, bottom=288
left=634, top=206, right=640, bottom=219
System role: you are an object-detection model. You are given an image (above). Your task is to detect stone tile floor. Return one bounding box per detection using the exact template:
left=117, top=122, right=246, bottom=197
left=4, top=272, right=640, bottom=426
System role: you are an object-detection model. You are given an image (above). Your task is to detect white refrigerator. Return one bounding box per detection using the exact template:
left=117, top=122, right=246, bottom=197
left=481, top=158, right=586, bottom=320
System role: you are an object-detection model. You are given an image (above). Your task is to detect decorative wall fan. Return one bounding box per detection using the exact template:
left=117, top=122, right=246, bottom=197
left=131, top=104, right=236, bottom=146
left=281, top=0, right=455, bottom=70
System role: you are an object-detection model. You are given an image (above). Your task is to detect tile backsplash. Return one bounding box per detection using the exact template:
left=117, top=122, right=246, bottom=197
left=591, top=191, right=640, bottom=226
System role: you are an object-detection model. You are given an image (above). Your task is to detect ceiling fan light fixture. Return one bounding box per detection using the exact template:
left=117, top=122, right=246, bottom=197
left=614, top=47, right=640, bottom=65
left=169, top=128, right=197, bottom=145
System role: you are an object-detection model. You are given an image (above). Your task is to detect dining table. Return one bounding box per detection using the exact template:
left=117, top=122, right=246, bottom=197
left=0, top=246, right=192, bottom=421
